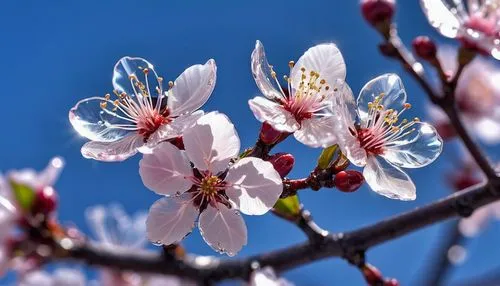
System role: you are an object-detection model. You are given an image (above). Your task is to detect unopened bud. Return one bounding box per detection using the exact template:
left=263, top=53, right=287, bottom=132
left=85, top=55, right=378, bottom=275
left=259, top=122, right=282, bottom=145
left=334, top=170, right=364, bottom=193
left=434, top=121, right=456, bottom=141
left=412, top=36, right=437, bottom=60
left=267, top=153, right=295, bottom=178
left=169, top=136, right=185, bottom=150
left=361, top=0, right=395, bottom=26
left=384, top=278, right=400, bottom=286
left=362, top=264, right=384, bottom=285
left=33, top=186, right=58, bottom=215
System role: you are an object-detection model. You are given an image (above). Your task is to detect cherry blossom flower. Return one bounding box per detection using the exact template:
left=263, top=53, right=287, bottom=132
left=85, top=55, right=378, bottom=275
left=0, top=157, right=64, bottom=275
left=69, top=57, right=216, bottom=162
left=420, top=0, right=500, bottom=59
left=248, top=40, right=349, bottom=148
left=249, top=267, right=294, bottom=286
left=19, top=268, right=86, bottom=286
left=335, top=74, right=443, bottom=200
left=140, top=112, right=283, bottom=256
left=428, top=47, right=500, bottom=143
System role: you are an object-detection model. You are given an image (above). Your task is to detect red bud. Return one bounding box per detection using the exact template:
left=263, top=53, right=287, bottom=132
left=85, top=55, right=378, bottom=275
left=412, top=36, right=437, bottom=60
left=267, top=153, right=295, bottom=178
left=362, top=264, right=384, bottom=285
left=259, top=122, right=282, bottom=145
left=361, top=0, right=395, bottom=26
left=33, top=186, right=58, bottom=215
left=334, top=170, right=364, bottom=193
left=434, top=121, right=456, bottom=141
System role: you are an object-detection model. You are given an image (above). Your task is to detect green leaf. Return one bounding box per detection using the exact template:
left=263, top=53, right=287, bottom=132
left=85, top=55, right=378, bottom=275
left=273, top=195, right=300, bottom=220
left=10, top=181, right=35, bottom=212
left=317, top=144, right=338, bottom=169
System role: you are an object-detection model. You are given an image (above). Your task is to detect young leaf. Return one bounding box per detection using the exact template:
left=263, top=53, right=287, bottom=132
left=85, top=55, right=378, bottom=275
left=10, top=181, right=35, bottom=212
left=273, top=195, right=300, bottom=220
left=317, top=145, right=338, bottom=169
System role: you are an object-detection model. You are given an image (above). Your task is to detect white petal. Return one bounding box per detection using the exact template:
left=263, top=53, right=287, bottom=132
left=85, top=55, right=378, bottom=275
left=473, top=117, right=500, bottom=144
left=382, top=122, right=443, bottom=168
left=225, top=157, right=282, bottom=215
left=251, top=40, right=285, bottom=100
left=139, top=142, right=193, bottom=196
left=294, top=117, right=339, bottom=148
left=112, top=57, right=159, bottom=99
left=357, top=74, right=407, bottom=125
left=81, top=134, right=143, bottom=162
left=168, top=59, right=216, bottom=116
left=363, top=156, right=416, bottom=201
left=338, top=134, right=368, bottom=167
left=198, top=204, right=247, bottom=256
left=250, top=267, right=294, bottom=286
left=19, top=271, right=53, bottom=286
left=146, top=195, right=198, bottom=246
left=69, top=97, right=132, bottom=142
left=248, top=96, right=299, bottom=132
left=420, top=0, right=465, bottom=38
left=146, top=110, right=204, bottom=149
left=183, top=112, right=240, bottom=174
left=291, top=43, right=346, bottom=90
left=52, top=269, right=86, bottom=286
left=36, top=157, right=65, bottom=188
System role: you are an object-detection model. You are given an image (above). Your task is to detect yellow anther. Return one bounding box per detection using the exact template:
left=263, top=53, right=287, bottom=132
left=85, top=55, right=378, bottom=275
left=320, top=79, right=326, bottom=84
left=414, top=117, right=420, bottom=122
left=404, top=103, right=412, bottom=109
left=113, top=99, right=120, bottom=106
left=271, top=71, right=277, bottom=78
left=288, top=61, right=295, bottom=68
left=143, top=68, right=149, bottom=74
left=310, top=71, right=316, bottom=77
left=158, top=77, right=163, bottom=82
left=100, top=102, right=107, bottom=109
left=129, top=74, right=137, bottom=80
left=325, top=86, right=330, bottom=91
left=104, top=94, right=111, bottom=100
left=168, top=81, right=174, bottom=88
left=300, top=67, right=306, bottom=72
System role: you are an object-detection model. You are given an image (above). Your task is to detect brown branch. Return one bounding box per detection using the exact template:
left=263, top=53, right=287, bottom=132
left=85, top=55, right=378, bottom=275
left=59, top=180, right=500, bottom=283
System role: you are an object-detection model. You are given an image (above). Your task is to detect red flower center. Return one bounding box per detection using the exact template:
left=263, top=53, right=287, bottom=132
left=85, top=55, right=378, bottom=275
left=137, top=109, right=171, bottom=142
left=357, top=128, right=385, bottom=155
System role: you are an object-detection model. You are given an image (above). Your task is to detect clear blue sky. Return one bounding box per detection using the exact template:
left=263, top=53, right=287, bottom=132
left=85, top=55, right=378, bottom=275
left=1, top=1, right=499, bottom=285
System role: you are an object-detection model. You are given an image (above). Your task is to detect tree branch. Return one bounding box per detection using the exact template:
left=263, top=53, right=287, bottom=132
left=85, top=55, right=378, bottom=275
left=60, top=180, right=500, bottom=282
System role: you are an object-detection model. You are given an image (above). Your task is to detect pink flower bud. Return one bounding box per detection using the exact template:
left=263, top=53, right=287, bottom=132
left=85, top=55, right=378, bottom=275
left=434, top=121, right=456, bottom=141
left=412, top=36, right=437, bottom=60
left=267, top=153, right=295, bottom=178
left=362, top=264, right=384, bottom=285
left=361, top=0, right=395, bottom=26
left=384, top=278, right=400, bottom=286
left=259, top=122, right=282, bottom=145
left=334, top=170, right=364, bottom=193
left=33, top=186, right=58, bottom=215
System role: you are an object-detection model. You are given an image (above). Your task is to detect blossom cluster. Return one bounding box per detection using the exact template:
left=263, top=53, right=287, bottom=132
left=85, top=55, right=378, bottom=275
left=67, top=40, right=443, bottom=256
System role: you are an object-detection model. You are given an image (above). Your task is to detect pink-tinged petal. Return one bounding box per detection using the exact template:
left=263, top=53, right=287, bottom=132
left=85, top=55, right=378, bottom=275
left=338, top=135, right=367, bottom=167
left=458, top=205, right=490, bottom=237
left=250, top=267, right=294, bottom=286
left=357, top=74, right=407, bottom=125
left=168, top=59, right=216, bottom=116
left=251, top=41, right=286, bottom=100
left=248, top=97, right=299, bottom=132
left=290, top=43, right=346, bottom=91
left=294, top=117, right=339, bottom=148
left=146, top=195, right=198, bottom=246
left=225, top=158, right=282, bottom=215
left=382, top=122, right=443, bottom=168
left=81, top=134, right=143, bottom=162
left=139, top=142, right=193, bottom=196
left=472, top=117, right=500, bottom=144
left=19, top=271, right=52, bottom=286
left=146, top=110, right=204, bottom=149
left=363, top=156, right=416, bottom=201
left=36, top=157, right=65, bottom=188
left=183, top=112, right=240, bottom=174
left=69, top=97, right=132, bottom=142
left=198, top=204, right=247, bottom=256
left=52, top=269, right=86, bottom=286
left=420, top=0, right=465, bottom=38
left=112, top=57, right=159, bottom=99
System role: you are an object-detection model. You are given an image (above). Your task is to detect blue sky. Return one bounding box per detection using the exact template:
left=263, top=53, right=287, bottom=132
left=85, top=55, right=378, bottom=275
left=1, top=0, right=499, bottom=285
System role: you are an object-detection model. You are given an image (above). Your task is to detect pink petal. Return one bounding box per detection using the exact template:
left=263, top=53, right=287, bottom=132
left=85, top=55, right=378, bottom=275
left=363, top=156, right=416, bottom=201
left=183, top=112, right=240, bottom=174
left=19, top=271, right=53, bottom=286
left=198, top=204, right=247, bottom=256
left=248, top=96, right=299, bottom=132
left=225, top=157, right=282, bottom=215
left=81, top=134, right=144, bottom=162
left=290, top=43, right=346, bottom=91
left=139, top=142, right=193, bottom=196
left=146, top=111, right=204, bottom=149
left=459, top=205, right=490, bottom=237
left=420, top=0, right=464, bottom=38
left=251, top=41, right=286, bottom=100
left=168, top=59, right=216, bottom=116
left=294, top=117, right=339, bottom=148
left=146, top=195, right=198, bottom=246
left=36, top=157, right=65, bottom=188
